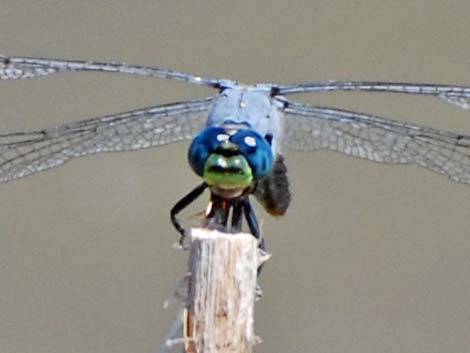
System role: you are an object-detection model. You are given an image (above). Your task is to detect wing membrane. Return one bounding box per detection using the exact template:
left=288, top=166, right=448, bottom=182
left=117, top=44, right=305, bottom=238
left=281, top=98, right=470, bottom=183
left=274, top=81, right=470, bottom=111
left=0, top=55, right=223, bottom=87
left=0, top=97, right=215, bottom=182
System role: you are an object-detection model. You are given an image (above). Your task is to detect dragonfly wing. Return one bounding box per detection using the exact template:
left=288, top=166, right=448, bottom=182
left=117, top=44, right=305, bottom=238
left=281, top=98, right=470, bottom=184
left=158, top=309, right=186, bottom=353
left=274, top=81, right=470, bottom=111
left=0, top=55, right=224, bottom=87
left=0, top=97, right=215, bottom=182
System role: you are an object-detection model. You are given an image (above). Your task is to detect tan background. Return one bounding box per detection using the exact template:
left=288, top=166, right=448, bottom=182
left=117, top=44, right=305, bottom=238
left=1, top=1, right=470, bottom=352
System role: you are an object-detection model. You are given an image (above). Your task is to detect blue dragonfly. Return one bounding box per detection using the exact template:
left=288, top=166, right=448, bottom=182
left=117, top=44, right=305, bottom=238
left=2, top=55, right=470, bottom=250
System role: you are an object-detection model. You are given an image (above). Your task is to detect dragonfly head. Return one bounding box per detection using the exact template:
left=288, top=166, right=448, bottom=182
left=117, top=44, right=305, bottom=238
left=188, top=126, right=273, bottom=194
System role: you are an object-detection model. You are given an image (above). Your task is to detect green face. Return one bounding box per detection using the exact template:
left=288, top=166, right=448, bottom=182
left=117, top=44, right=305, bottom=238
left=203, top=149, right=253, bottom=190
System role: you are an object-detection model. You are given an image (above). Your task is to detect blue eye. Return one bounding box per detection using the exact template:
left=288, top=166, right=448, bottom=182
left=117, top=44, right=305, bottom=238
left=187, top=127, right=226, bottom=176
left=231, top=130, right=273, bottom=179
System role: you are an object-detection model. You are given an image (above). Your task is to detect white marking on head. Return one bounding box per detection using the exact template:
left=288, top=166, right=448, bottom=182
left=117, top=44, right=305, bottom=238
left=217, top=134, right=229, bottom=142
left=244, top=136, right=256, bottom=147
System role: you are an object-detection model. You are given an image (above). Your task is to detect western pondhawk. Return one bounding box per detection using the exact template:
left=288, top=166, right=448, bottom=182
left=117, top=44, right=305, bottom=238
left=2, top=55, right=470, bottom=248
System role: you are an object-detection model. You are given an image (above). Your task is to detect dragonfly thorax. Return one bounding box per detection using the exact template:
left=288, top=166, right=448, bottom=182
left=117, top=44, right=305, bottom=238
left=207, top=87, right=284, bottom=155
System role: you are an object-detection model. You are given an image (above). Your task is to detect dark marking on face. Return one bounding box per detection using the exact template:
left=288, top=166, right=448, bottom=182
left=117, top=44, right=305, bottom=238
left=264, top=134, right=273, bottom=146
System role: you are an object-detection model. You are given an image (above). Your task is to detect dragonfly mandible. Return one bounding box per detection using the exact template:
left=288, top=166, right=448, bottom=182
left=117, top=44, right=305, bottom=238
left=2, top=55, right=470, bottom=250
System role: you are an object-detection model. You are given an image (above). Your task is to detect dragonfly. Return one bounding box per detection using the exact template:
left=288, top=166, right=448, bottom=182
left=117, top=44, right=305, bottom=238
left=2, top=55, right=470, bottom=250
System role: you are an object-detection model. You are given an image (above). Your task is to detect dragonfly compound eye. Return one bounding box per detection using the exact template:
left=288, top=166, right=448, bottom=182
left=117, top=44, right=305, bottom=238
left=230, top=129, right=274, bottom=180
left=188, top=126, right=227, bottom=177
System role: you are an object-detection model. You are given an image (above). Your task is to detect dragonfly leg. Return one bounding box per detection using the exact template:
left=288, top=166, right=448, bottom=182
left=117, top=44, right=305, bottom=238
left=231, top=199, right=243, bottom=232
left=242, top=199, right=267, bottom=276
left=170, top=182, right=208, bottom=247
left=242, top=199, right=264, bottom=250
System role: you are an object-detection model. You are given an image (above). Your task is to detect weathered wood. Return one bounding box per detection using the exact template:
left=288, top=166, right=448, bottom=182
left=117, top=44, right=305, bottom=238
left=184, top=228, right=259, bottom=353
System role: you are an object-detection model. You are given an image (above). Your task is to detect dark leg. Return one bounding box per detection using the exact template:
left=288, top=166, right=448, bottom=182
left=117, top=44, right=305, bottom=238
left=242, top=199, right=264, bottom=250
left=243, top=199, right=266, bottom=275
left=231, top=199, right=243, bottom=233
left=170, top=182, right=207, bottom=246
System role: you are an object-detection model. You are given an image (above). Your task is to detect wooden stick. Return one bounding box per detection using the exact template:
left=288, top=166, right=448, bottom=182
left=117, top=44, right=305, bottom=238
left=184, top=228, right=259, bottom=353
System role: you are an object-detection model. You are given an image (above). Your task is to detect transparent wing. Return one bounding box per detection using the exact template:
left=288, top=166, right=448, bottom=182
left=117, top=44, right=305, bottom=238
left=0, top=55, right=227, bottom=87
left=273, top=81, right=470, bottom=111
left=281, top=98, right=470, bottom=184
left=158, top=309, right=186, bottom=353
left=0, top=97, right=215, bottom=182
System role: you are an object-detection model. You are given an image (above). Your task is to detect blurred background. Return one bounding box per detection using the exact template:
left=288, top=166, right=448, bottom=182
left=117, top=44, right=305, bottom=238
left=1, top=1, right=469, bottom=352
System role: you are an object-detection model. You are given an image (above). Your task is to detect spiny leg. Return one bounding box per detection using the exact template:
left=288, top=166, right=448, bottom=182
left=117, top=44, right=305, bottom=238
left=170, top=182, right=208, bottom=247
